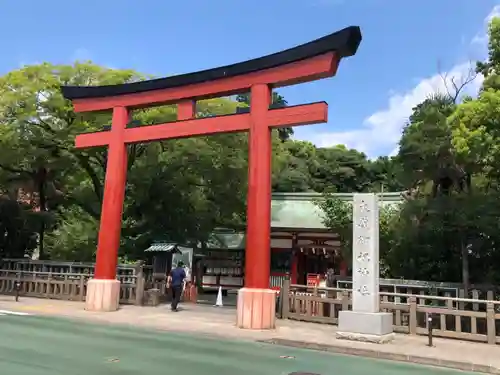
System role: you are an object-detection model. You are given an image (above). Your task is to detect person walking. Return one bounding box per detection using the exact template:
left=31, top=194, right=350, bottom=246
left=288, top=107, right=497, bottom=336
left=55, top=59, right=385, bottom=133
left=167, top=261, right=186, bottom=312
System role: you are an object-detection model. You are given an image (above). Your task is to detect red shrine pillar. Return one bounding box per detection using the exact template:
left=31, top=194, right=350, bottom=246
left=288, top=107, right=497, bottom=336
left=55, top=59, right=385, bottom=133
left=290, top=233, right=299, bottom=284
left=237, top=84, right=276, bottom=329
left=340, top=259, right=348, bottom=277
left=86, top=106, right=129, bottom=311
left=244, top=83, right=272, bottom=288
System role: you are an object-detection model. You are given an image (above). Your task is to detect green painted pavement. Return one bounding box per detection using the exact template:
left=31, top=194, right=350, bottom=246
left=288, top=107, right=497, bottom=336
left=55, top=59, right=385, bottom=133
left=0, top=314, right=474, bottom=375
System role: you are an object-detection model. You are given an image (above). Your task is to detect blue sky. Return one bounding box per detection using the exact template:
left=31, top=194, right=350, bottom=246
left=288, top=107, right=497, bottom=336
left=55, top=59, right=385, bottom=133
left=1, top=0, right=498, bottom=157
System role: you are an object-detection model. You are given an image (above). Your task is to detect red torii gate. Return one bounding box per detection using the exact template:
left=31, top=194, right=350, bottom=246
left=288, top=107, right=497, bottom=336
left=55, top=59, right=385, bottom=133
left=61, top=26, right=361, bottom=329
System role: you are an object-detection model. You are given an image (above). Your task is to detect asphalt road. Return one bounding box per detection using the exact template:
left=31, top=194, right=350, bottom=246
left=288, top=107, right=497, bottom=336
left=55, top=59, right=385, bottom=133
left=0, top=312, right=475, bottom=375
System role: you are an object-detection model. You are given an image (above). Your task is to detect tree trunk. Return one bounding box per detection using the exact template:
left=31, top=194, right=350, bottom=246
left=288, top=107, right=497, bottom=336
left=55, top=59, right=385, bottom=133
left=36, top=168, right=47, bottom=260
left=461, top=241, right=470, bottom=296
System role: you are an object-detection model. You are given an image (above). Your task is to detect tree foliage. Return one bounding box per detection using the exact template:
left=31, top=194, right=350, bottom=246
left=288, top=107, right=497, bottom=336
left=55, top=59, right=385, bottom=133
left=316, top=16, right=500, bottom=289
left=1, top=62, right=391, bottom=260
left=0, top=196, right=42, bottom=259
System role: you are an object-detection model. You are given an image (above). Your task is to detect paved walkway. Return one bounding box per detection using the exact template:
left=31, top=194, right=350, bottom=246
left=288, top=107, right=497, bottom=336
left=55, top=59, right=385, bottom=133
left=0, top=296, right=498, bottom=373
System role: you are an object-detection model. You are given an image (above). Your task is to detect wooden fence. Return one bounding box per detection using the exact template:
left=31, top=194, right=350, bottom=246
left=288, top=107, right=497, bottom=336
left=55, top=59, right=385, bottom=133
left=0, top=268, right=150, bottom=306
left=337, top=277, right=500, bottom=305
left=5, top=259, right=498, bottom=302
left=280, top=280, right=500, bottom=345
left=0, top=259, right=152, bottom=280
left=0, top=259, right=202, bottom=306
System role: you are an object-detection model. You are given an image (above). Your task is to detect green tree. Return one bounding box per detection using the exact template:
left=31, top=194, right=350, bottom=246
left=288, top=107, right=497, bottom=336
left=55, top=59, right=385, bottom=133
left=393, top=94, right=476, bottom=288
left=309, top=145, right=374, bottom=193
left=476, top=17, right=500, bottom=81
left=369, top=156, right=405, bottom=192
left=450, top=89, right=500, bottom=185
left=0, top=62, right=258, bottom=261
left=0, top=196, right=42, bottom=259
left=0, top=62, right=147, bottom=258
left=272, top=141, right=406, bottom=194
left=272, top=140, right=316, bottom=192
left=384, top=192, right=500, bottom=286
left=236, top=91, right=293, bottom=141
left=388, top=27, right=496, bottom=288
left=44, top=206, right=98, bottom=261
left=397, top=93, right=465, bottom=195
left=449, top=17, right=500, bottom=187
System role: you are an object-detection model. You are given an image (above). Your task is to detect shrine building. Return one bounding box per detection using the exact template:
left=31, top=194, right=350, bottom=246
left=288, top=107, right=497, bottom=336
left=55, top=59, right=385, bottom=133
left=198, top=191, right=404, bottom=292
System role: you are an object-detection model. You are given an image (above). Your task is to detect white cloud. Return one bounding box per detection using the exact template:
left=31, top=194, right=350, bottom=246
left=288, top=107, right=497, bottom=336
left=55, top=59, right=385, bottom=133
left=472, top=5, right=500, bottom=48
left=486, top=5, right=500, bottom=24
left=388, top=145, right=399, bottom=157
left=471, top=34, right=488, bottom=47
left=308, top=63, right=483, bottom=157
left=300, top=5, right=498, bottom=158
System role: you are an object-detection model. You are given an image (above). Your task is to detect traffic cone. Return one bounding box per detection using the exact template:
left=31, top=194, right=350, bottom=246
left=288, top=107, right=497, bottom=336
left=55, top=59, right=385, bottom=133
left=215, top=286, right=223, bottom=307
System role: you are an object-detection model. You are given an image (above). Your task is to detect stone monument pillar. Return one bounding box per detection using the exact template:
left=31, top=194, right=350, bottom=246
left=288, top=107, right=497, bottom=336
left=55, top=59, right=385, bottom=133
left=337, top=193, right=394, bottom=343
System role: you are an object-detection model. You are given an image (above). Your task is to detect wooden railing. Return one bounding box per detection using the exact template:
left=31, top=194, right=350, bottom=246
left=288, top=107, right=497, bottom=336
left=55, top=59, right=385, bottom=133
left=337, top=278, right=499, bottom=304
left=0, top=258, right=154, bottom=280
left=0, top=269, right=147, bottom=305
left=280, top=280, right=500, bottom=345
left=270, top=273, right=288, bottom=290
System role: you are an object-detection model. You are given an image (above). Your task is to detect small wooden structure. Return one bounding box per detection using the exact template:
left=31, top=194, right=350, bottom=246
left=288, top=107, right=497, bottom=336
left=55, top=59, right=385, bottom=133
left=144, top=242, right=198, bottom=303
left=144, top=242, right=182, bottom=281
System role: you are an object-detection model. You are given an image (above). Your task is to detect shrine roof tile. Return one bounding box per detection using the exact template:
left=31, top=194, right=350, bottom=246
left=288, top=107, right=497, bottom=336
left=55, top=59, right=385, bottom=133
left=271, top=192, right=404, bottom=230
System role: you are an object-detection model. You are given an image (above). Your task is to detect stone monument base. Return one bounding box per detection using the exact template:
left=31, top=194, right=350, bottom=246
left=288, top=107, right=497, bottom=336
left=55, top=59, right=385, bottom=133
left=236, top=288, right=276, bottom=330
left=85, top=279, right=120, bottom=312
left=337, top=311, right=394, bottom=343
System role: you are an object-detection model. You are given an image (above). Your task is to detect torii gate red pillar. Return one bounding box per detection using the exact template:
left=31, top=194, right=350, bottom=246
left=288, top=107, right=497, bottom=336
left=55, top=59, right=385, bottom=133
left=92, top=106, right=128, bottom=282
left=61, top=26, right=361, bottom=328
left=245, top=84, right=272, bottom=290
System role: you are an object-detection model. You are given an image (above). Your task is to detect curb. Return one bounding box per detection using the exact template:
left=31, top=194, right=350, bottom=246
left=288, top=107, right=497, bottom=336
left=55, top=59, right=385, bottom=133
left=259, top=338, right=499, bottom=374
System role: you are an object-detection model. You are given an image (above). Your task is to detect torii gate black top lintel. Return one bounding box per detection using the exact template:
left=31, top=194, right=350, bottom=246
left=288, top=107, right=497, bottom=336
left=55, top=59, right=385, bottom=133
left=61, top=26, right=362, bottom=100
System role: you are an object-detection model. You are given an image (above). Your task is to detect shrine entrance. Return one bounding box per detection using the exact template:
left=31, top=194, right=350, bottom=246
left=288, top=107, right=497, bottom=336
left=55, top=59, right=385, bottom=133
left=61, top=26, right=362, bottom=329
left=271, top=228, right=346, bottom=288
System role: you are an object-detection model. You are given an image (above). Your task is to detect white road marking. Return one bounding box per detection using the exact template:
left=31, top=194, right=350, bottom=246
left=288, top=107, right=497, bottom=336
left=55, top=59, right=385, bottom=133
left=0, top=309, right=32, bottom=316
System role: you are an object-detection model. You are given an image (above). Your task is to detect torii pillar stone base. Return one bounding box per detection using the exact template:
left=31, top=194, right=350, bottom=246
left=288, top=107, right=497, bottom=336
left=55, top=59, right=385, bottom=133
left=236, top=288, right=276, bottom=330
left=85, top=279, right=121, bottom=312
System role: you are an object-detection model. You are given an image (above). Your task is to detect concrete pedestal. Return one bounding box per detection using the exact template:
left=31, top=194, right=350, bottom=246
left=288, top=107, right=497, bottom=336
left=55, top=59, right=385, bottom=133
left=85, top=279, right=121, bottom=312
left=236, top=288, right=276, bottom=330
left=337, top=311, right=395, bottom=343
